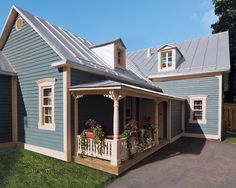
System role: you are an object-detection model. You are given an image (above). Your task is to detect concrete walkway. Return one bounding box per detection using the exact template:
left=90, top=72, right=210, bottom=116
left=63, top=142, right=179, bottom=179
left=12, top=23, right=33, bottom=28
left=108, top=138, right=236, bottom=188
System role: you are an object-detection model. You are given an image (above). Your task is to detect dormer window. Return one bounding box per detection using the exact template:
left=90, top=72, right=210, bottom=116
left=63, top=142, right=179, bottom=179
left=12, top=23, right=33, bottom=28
left=118, top=51, right=122, bottom=65
left=116, top=48, right=125, bottom=68
left=161, top=51, right=173, bottom=69
left=90, top=38, right=126, bottom=69
left=157, top=44, right=182, bottom=72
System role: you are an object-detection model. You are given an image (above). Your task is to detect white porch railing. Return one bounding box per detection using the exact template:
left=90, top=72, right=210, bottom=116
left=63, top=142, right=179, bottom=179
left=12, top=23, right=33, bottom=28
left=77, top=133, right=157, bottom=165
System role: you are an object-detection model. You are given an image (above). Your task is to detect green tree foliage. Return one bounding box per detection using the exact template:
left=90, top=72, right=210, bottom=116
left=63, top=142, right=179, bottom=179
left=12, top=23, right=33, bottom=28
left=211, top=0, right=236, bottom=102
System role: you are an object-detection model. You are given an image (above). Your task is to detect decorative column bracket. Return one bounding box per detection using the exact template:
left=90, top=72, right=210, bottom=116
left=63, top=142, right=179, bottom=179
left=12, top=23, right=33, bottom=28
left=71, top=92, right=83, bottom=100
left=104, top=90, right=124, bottom=101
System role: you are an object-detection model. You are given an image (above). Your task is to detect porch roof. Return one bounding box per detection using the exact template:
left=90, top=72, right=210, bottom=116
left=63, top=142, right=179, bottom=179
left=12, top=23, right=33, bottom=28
left=69, top=80, right=186, bottom=101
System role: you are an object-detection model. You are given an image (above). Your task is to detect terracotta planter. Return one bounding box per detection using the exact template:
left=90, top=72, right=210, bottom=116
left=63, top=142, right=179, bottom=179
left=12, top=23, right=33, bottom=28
left=129, top=131, right=137, bottom=137
left=85, top=131, right=95, bottom=139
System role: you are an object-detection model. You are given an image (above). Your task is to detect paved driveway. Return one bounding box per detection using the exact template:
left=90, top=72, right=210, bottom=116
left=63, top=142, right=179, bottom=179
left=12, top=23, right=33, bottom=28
left=108, top=138, right=236, bottom=188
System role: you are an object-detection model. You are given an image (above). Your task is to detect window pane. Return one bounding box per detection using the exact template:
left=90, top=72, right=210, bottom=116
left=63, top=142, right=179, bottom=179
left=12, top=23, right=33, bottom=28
left=168, top=52, right=172, bottom=61
left=43, top=98, right=52, bottom=105
left=168, top=61, right=172, bottom=67
left=43, top=88, right=52, bottom=97
left=161, top=53, right=167, bottom=61
left=193, top=111, right=202, bottom=120
left=45, top=116, right=52, bottom=124
left=162, top=62, right=166, bottom=68
left=194, top=100, right=202, bottom=110
left=44, top=107, right=52, bottom=115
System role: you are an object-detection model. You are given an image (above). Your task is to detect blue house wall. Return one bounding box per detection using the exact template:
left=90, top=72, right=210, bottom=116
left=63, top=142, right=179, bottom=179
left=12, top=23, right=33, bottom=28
left=0, top=75, right=12, bottom=143
left=171, top=100, right=182, bottom=138
left=155, top=76, right=219, bottom=136
left=2, top=16, right=64, bottom=151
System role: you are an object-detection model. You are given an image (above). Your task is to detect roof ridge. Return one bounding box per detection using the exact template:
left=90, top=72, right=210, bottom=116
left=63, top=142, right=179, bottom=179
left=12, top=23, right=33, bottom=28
left=127, top=31, right=229, bottom=54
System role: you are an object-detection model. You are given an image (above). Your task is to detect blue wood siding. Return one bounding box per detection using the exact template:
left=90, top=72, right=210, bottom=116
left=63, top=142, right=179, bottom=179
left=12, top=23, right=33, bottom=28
left=71, top=68, right=105, bottom=86
left=155, top=76, right=219, bottom=135
left=171, top=100, right=182, bottom=138
left=0, top=75, right=12, bottom=143
left=2, top=17, right=64, bottom=151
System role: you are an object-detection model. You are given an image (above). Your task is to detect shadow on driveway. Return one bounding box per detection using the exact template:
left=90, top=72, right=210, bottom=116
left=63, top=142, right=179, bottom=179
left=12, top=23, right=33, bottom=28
left=108, top=137, right=236, bottom=188
left=129, top=137, right=206, bottom=172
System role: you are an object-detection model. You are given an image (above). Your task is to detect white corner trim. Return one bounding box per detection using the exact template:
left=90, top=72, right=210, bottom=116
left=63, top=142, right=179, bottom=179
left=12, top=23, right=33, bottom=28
left=183, top=133, right=219, bottom=140
left=216, top=75, right=223, bottom=140
left=170, top=133, right=183, bottom=143
left=17, top=142, right=67, bottom=161
left=63, top=67, right=71, bottom=161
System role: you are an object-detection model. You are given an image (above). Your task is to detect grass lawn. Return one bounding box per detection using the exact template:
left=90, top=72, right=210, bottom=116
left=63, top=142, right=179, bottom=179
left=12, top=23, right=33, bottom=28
left=0, top=148, right=116, bottom=188
left=224, top=133, right=236, bottom=144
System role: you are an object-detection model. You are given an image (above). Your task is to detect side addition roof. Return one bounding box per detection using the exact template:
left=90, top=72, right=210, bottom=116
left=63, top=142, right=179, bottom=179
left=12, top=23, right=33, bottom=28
left=0, top=51, right=15, bottom=76
left=127, top=32, right=231, bottom=78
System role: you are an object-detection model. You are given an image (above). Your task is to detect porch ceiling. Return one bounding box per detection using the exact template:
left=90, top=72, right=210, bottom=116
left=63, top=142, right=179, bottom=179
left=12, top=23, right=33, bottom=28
left=69, top=80, right=185, bottom=101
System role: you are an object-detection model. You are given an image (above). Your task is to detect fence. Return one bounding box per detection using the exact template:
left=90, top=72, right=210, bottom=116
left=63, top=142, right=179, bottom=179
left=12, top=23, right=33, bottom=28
left=224, top=103, right=236, bottom=132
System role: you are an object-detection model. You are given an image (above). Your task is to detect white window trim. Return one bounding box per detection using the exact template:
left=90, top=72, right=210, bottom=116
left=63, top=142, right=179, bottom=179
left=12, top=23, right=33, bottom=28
left=189, top=95, right=207, bottom=125
left=36, top=78, right=56, bottom=131
left=158, top=49, right=176, bottom=72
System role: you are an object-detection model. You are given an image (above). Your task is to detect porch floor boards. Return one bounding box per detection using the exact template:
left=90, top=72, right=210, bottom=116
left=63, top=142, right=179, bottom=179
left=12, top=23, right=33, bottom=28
left=73, top=139, right=169, bottom=175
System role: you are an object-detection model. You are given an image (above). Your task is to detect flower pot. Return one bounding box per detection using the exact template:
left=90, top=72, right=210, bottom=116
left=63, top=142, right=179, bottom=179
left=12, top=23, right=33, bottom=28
left=85, top=131, right=95, bottom=139
left=129, top=131, right=137, bottom=137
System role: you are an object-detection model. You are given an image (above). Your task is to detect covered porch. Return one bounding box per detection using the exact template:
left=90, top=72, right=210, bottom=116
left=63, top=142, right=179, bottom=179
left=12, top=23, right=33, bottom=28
left=69, top=80, right=184, bottom=175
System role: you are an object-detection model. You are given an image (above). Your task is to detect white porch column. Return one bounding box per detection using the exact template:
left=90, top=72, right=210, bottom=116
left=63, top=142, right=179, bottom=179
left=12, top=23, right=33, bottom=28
left=72, top=94, right=83, bottom=157
left=167, top=100, right=172, bottom=142
left=154, top=99, right=161, bottom=145
left=74, top=97, right=78, bottom=156
left=113, top=97, right=119, bottom=139
left=104, top=90, right=123, bottom=166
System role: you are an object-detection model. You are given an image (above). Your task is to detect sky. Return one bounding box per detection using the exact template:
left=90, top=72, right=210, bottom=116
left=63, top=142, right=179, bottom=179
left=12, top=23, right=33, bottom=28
left=0, top=0, right=218, bottom=51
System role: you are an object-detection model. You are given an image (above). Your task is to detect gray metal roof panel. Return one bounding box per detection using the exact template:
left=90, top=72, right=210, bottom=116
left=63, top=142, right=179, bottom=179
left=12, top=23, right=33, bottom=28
left=70, top=80, right=121, bottom=88
left=127, top=31, right=230, bottom=77
left=0, top=51, right=15, bottom=74
left=12, top=6, right=159, bottom=89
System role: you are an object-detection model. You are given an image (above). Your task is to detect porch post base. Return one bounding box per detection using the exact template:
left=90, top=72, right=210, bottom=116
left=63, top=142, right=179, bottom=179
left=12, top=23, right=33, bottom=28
left=110, top=139, right=121, bottom=167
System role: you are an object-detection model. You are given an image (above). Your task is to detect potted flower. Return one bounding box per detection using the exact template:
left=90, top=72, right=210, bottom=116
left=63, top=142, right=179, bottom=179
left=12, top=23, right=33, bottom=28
left=121, top=119, right=138, bottom=159
left=84, top=119, right=97, bottom=138
left=79, top=119, right=105, bottom=157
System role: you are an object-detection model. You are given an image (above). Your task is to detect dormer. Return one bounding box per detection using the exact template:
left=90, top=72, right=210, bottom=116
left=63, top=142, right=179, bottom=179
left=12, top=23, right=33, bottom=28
left=157, top=44, right=182, bottom=72
left=90, top=38, right=126, bottom=69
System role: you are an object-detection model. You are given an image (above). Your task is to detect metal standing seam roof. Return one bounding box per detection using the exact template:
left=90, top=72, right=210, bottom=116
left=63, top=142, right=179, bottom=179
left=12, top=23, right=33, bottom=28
left=7, top=6, right=157, bottom=91
left=0, top=51, right=15, bottom=75
left=127, top=31, right=231, bottom=78
left=69, top=80, right=185, bottom=101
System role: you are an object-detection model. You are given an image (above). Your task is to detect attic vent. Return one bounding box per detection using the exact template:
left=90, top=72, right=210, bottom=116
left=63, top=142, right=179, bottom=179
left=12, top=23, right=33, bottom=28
left=15, top=17, right=23, bottom=31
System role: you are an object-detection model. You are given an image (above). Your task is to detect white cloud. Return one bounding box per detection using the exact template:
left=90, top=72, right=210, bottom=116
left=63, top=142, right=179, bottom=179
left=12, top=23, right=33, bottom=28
left=201, top=9, right=218, bottom=32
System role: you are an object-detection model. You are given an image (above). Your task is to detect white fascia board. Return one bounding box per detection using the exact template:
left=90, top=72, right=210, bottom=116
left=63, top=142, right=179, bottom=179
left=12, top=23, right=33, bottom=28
left=0, top=70, right=17, bottom=76
left=148, top=70, right=229, bottom=80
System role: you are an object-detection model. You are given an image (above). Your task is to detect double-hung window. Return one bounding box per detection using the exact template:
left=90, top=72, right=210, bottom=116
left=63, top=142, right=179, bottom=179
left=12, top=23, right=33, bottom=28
left=189, top=95, right=207, bottom=124
left=161, top=51, right=173, bottom=69
left=36, top=78, right=56, bottom=131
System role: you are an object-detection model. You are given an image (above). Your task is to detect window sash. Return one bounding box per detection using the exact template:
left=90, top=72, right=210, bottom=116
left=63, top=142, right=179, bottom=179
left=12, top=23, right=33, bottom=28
left=189, top=95, right=207, bottom=124
left=42, top=87, right=53, bottom=125
left=161, top=51, right=172, bottom=69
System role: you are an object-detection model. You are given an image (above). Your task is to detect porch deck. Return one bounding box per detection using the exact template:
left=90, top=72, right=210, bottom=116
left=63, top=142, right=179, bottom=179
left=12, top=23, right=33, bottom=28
left=74, top=139, right=168, bottom=175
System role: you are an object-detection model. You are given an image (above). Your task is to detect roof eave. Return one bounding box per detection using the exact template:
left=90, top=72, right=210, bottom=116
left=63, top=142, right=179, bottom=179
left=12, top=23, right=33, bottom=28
left=51, top=60, right=162, bottom=92
left=148, top=69, right=230, bottom=80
